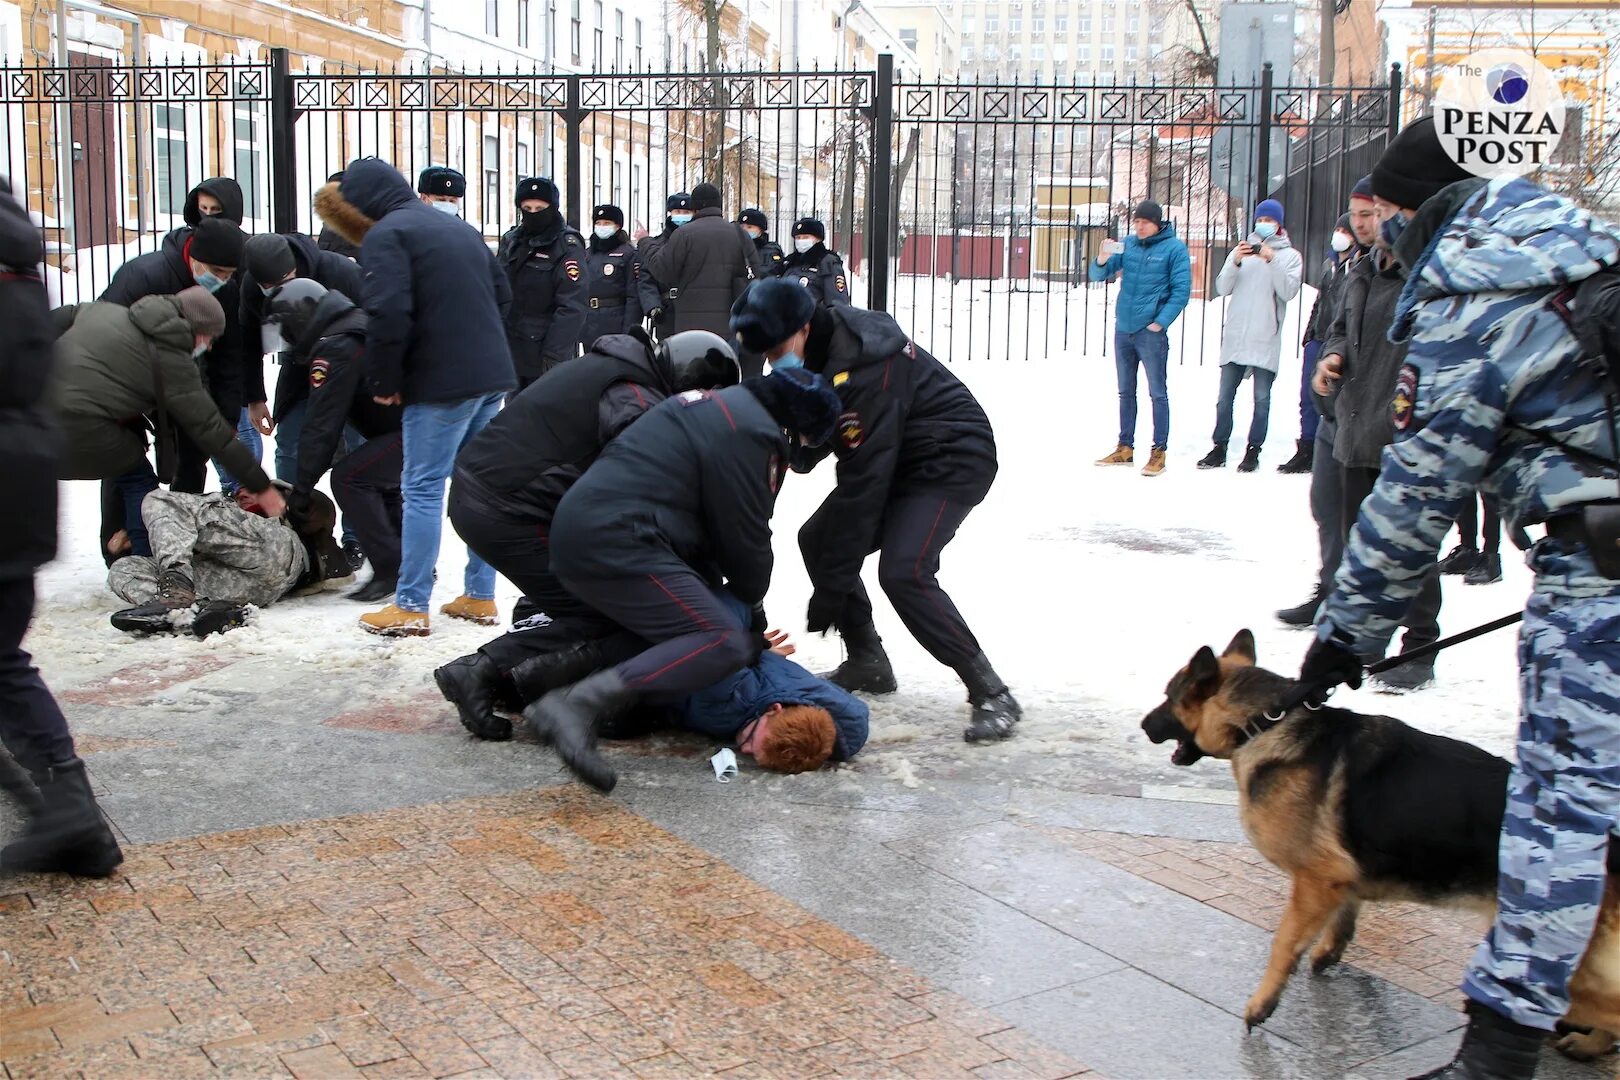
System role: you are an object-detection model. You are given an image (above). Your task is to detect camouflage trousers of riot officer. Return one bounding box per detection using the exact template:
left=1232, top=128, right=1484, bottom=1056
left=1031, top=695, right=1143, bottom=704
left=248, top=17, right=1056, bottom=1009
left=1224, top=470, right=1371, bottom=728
left=108, top=490, right=306, bottom=610
left=1463, top=541, right=1620, bottom=1028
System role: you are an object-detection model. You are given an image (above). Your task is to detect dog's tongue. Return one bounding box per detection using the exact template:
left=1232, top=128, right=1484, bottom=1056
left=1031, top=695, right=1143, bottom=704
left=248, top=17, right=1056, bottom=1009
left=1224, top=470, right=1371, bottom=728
left=1171, top=739, right=1203, bottom=766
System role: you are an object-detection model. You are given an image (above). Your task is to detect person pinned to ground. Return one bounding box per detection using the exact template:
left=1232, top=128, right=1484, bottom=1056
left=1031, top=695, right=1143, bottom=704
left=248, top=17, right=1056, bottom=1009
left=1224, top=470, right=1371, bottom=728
left=779, top=217, right=852, bottom=310
left=1091, top=199, right=1192, bottom=477
left=435, top=329, right=743, bottom=742
left=1200, top=199, right=1304, bottom=473
left=731, top=277, right=1020, bottom=744
left=262, top=278, right=404, bottom=604
left=526, top=365, right=844, bottom=793
left=500, top=177, right=587, bottom=388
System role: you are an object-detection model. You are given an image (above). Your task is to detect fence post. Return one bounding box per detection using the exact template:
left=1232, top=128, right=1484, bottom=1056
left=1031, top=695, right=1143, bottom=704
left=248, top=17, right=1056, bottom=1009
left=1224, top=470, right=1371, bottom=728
left=564, top=74, right=584, bottom=230
left=868, top=53, right=895, bottom=313
left=269, top=48, right=298, bottom=234
left=1254, top=61, right=1274, bottom=208
left=1387, top=62, right=1404, bottom=141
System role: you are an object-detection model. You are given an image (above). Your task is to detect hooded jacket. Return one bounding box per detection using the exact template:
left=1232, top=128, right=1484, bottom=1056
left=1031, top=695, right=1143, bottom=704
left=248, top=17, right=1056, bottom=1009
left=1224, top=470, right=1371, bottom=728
left=1320, top=176, right=1620, bottom=659
left=238, top=232, right=365, bottom=409
left=1214, top=232, right=1304, bottom=372
left=645, top=208, right=766, bottom=337
left=182, top=177, right=244, bottom=226
left=50, top=295, right=271, bottom=492
left=0, top=182, right=59, bottom=578
left=314, top=158, right=515, bottom=404
left=1089, top=223, right=1193, bottom=334
left=101, top=226, right=246, bottom=414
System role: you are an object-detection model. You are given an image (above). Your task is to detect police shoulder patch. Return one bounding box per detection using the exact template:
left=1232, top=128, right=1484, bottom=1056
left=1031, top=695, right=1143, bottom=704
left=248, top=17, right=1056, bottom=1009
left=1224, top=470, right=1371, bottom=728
left=1392, top=363, right=1418, bottom=431
left=832, top=371, right=850, bottom=387
left=835, top=275, right=847, bottom=292
left=309, top=358, right=330, bottom=388
left=564, top=259, right=582, bottom=281
left=838, top=410, right=864, bottom=450
left=678, top=389, right=710, bottom=405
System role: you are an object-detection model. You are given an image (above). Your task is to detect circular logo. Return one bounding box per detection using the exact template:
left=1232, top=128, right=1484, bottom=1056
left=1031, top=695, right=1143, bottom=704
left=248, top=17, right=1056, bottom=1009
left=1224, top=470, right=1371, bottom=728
left=1434, top=48, right=1565, bottom=179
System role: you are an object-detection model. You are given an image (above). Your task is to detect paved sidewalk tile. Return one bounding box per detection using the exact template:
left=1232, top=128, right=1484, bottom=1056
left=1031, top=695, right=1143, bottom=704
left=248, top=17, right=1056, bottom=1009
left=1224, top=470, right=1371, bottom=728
left=0, top=788, right=1088, bottom=1079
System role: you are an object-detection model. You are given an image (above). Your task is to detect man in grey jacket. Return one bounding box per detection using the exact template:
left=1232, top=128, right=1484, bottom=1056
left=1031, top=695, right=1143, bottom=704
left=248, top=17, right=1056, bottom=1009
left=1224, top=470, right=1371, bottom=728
left=1200, top=199, right=1303, bottom=472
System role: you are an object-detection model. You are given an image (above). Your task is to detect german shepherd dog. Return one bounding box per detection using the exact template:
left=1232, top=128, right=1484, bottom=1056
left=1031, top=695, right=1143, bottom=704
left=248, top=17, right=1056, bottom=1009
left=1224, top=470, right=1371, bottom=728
left=1140, top=630, right=1620, bottom=1059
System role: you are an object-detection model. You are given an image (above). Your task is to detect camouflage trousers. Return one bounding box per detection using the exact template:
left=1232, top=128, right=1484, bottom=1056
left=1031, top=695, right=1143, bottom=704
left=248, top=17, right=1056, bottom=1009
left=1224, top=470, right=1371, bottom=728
left=1463, top=563, right=1620, bottom=1029
left=108, top=490, right=306, bottom=610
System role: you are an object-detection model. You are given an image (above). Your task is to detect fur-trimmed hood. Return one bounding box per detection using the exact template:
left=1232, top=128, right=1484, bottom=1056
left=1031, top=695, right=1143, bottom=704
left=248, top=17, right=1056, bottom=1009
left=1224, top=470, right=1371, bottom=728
left=315, top=158, right=418, bottom=245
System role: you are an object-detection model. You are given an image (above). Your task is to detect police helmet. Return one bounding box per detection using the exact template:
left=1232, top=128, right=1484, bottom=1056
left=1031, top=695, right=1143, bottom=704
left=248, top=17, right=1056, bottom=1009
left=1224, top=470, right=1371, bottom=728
left=655, top=331, right=742, bottom=394
left=263, top=278, right=332, bottom=354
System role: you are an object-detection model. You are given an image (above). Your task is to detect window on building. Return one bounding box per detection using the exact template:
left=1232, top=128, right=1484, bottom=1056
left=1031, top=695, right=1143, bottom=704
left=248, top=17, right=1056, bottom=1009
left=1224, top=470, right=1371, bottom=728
left=1054, top=43, right=1067, bottom=61
left=899, top=27, right=918, bottom=50
left=985, top=42, right=1000, bottom=60
left=1125, top=43, right=1137, bottom=61
left=632, top=163, right=642, bottom=213
left=232, top=105, right=267, bottom=227
left=593, top=1, right=604, bottom=68
left=486, top=0, right=499, bottom=36
left=518, top=141, right=531, bottom=177
left=612, top=160, right=623, bottom=202
left=1077, top=43, right=1090, bottom=65
left=1054, top=13, right=1067, bottom=32
left=1008, top=14, right=1021, bottom=32
left=1078, top=13, right=1090, bottom=33
left=154, top=105, right=190, bottom=217
left=593, top=156, right=604, bottom=203
left=518, top=0, right=530, bottom=46
left=1101, top=14, right=1113, bottom=32
left=1128, top=13, right=1140, bottom=33
left=1032, top=42, right=1044, bottom=63
left=962, top=15, right=974, bottom=33
left=1032, top=13, right=1044, bottom=32
left=1009, top=43, right=1021, bottom=62
left=571, top=0, right=581, bottom=62
left=635, top=17, right=643, bottom=66
left=961, top=42, right=974, bottom=60
left=1101, top=42, right=1114, bottom=63
left=984, top=14, right=997, bottom=32
left=483, top=136, right=499, bottom=222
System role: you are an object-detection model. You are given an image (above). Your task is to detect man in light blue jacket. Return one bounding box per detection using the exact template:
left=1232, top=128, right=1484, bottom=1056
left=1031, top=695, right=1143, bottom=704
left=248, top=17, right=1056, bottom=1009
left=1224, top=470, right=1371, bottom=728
left=1091, top=200, right=1192, bottom=477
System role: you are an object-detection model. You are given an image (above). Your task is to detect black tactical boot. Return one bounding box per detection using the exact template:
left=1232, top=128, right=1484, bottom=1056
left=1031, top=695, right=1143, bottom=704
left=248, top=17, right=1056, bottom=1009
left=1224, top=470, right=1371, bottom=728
left=1409, top=1001, right=1543, bottom=1080
left=524, top=671, right=632, bottom=793
left=109, top=568, right=197, bottom=633
left=191, top=600, right=249, bottom=638
left=1439, top=544, right=1481, bottom=576
left=434, top=653, right=511, bottom=741
left=957, top=653, right=1020, bottom=743
left=1276, top=588, right=1323, bottom=627
left=1197, top=443, right=1228, bottom=469
left=821, top=624, right=898, bottom=694
left=1, top=758, right=123, bottom=878
left=1276, top=438, right=1313, bottom=474
left=347, top=575, right=397, bottom=603
left=1373, top=652, right=1436, bottom=693
left=1236, top=444, right=1262, bottom=473
left=509, top=640, right=607, bottom=706
left=1465, top=552, right=1504, bottom=585
left=342, top=538, right=365, bottom=573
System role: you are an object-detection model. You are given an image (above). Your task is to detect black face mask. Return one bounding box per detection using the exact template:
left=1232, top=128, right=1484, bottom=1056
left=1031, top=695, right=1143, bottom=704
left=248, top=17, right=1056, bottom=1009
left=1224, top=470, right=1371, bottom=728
left=521, top=207, right=560, bottom=236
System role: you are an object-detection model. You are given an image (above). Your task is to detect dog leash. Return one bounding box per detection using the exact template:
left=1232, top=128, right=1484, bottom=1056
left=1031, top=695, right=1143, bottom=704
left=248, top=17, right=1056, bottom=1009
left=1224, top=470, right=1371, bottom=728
left=1241, top=612, right=1525, bottom=744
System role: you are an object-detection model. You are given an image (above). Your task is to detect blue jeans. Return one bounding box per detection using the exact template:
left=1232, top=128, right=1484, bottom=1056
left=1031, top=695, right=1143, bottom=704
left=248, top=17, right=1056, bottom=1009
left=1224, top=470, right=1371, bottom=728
left=397, top=393, right=504, bottom=612
left=274, top=399, right=361, bottom=545
left=1212, top=362, right=1276, bottom=449
left=1299, top=340, right=1321, bottom=443
left=113, top=467, right=160, bottom=556
left=1113, top=327, right=1169, bottom=450
left=212, top=409, right=264, bottom=494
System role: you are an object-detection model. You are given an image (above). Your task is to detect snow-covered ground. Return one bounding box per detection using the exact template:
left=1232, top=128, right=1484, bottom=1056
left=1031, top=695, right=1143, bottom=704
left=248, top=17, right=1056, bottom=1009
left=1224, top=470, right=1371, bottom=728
left=30, top=305, right=1529, bottom=795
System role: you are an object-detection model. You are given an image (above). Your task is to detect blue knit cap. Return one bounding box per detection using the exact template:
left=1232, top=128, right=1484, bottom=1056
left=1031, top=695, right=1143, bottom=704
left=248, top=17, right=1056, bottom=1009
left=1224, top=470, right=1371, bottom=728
left=1255, top=199, right=1284, bottom=226
left=1350, top=174, right=1375, bottom=202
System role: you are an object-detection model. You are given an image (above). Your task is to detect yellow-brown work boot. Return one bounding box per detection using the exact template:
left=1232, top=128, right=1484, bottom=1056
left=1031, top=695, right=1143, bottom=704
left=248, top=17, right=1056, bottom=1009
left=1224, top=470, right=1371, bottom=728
left=1095, top=444, right=1133, bottom=466
left=440, top=595, right=500, bottom=625
left=1141, top=448, right=1167, bottom=477
left=359, top=604, right=431, bottom=637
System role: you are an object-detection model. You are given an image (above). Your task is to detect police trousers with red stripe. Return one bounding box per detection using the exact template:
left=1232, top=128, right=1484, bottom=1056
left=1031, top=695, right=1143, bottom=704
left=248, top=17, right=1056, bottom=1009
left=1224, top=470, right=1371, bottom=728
left=557, top=556, right=757, bottom=702
left=821, top=493, right=983, bottom=670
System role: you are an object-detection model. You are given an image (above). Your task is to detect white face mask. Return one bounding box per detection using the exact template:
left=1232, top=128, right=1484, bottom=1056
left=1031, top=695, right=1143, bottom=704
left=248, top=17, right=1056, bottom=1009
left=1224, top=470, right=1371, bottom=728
left=431, top=199, right=460, bottom=216
left=670, top=213, right=693, bottom=226
left=1330, top=231, right=1353, bottom=253
left=594, top=224, right=618, bottom=240
left=744, top=227, right=762, bottom=241
left=794, top=237, right=817, bottom=254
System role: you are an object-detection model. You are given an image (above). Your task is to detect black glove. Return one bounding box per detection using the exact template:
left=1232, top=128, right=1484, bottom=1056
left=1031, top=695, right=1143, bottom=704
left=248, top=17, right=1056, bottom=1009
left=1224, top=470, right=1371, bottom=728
left=1299, top=635, right=1363, bottom=701
left=287, top=486, right=313, bottom=522
left=748, top=603, right=767, bottom=636
left=806, top=589, right=844, bottom=635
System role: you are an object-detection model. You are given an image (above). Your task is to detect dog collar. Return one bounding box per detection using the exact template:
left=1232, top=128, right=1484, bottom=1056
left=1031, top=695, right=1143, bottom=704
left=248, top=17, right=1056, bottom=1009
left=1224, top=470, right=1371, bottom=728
left=1233, top=685, right=1331, bottom=747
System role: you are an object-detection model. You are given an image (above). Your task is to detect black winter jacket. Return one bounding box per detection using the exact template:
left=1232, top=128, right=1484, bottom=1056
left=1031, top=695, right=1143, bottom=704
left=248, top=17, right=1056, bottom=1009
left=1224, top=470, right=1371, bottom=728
left=0, top=184, right=59, bottom=578
left=580, top=231, right=645, bottom=344
left=239, top=232, right=365, bottom=407
left=295, top=302, right=400, bottom=494
left=550, top=382, right=786, bottom=606
left=498, top=220, right=587, bottom=378
left=1322, top=248, right=1409, bottom=469
left=100, top=228, right=246, bottom=416
left=645, top=208, right=765, bottom=337
left=755, top=235, right=786, bottom=276
left=1303, top=251, right=1357, bottom=345
left=314, top=158, right=515, bottom=404
left=799, top=306, right=998, bottom=596
left=780, top=243, right=852, bottom=307
left=454, top=334, right=673, bottom=520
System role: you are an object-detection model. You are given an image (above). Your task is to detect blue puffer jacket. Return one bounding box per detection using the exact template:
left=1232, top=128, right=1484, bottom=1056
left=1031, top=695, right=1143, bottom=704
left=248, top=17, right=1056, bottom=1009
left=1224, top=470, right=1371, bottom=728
left=315, top=158, right=515, bottom=405
left=1090, top=224, right=1193, bottom=334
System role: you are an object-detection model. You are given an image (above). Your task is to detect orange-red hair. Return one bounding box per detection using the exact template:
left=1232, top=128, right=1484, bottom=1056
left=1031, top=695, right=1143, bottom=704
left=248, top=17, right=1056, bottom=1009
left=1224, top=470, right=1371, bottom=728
left=755, top=705, right=836, bottom=773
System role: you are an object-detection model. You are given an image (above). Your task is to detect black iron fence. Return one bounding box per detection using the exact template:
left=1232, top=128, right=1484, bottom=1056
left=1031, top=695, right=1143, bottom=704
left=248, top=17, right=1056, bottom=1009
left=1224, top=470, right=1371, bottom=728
left=2, top=49, right=1403, bottom=364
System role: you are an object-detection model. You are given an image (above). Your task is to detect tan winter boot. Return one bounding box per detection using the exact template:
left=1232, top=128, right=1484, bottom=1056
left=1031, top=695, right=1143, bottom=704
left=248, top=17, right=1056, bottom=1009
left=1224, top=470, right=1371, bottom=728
left=440, top=596, right=500, bottom=625
left=1095, top=444, right=1133, bottom=466
left=1141, top=448, right=1167, bottom=477
left=360, top=603, right=431, bottom=637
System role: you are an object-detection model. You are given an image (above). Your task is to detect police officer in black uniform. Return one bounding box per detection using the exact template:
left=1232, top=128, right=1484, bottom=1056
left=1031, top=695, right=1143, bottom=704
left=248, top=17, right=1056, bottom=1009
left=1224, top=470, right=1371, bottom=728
left=525, top=365, right=845, bottom=792
left=638, top=192, right=693, bottom=341
left=781, top=217, right=852, bottom=308
left=732, top=278, right=1019, bottom=743
left=580, top=204, right=644, bottom=351
left=436, top=331, right=743, bottom=741
left=263, top=280, right=404, bottom=602
left=498, top=176, right=587, bottom=388
left=739, top=208, right=786, bottom=277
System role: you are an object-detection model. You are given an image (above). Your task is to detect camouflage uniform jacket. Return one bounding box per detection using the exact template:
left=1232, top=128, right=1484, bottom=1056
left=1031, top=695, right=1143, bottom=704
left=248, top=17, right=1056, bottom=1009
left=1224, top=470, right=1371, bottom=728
left=1320, top=177, right=1620, bottom=659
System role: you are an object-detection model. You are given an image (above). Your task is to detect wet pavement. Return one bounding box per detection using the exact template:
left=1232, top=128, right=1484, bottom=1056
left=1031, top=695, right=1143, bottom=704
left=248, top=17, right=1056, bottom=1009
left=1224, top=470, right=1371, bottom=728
left=1, top=644, right=1611, bottom=1079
